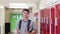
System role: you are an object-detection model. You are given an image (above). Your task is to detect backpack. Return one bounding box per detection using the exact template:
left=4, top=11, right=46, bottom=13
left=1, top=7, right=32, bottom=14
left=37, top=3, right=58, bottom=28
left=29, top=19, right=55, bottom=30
left=19, top=19, right=33, bottom=33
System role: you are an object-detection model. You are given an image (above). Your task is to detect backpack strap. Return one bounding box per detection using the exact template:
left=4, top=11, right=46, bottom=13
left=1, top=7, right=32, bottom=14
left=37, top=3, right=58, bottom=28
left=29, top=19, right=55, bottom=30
left=19, top=19, right=33, bottom=33
left=27, top=19, right=33, bottom=33
left=19, top=20, right=22, bottom=29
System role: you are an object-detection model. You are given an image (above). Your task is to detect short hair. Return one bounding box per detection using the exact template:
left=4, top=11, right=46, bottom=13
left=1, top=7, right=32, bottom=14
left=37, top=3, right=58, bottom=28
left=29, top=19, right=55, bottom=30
left=23, top=9, right=30, bottom=13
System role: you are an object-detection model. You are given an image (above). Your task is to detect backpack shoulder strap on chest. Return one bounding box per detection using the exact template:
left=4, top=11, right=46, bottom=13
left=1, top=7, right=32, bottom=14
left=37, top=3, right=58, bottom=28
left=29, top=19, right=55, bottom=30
left=19, top=20, right=22, bottom=29
left=27, top=19, right=33, bottom=33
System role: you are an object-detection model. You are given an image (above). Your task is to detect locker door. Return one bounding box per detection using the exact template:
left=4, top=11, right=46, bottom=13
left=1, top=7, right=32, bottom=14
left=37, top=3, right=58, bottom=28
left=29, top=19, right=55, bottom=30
left=48, top=8, right=51, bottom=34
left=51, top=6, right=55, bottom=34
left=43, top=9, right=46, bottom=34
left=47, top=8, right=50, bottom=34
left=45, top=8, right=49, bottom=34
left=56, top=4, right=60, bottom=34
left=40, top=10, right=43, bottom=34
left=40, top=10, right=44, bottom=34
left=42, top=9, right=45, bottom=34
left=44, top=8, right=49, bottom=34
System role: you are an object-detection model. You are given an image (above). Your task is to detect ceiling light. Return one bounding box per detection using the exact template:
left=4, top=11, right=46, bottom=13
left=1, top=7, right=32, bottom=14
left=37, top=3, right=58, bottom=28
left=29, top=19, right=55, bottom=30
left=0, top=5, right=4, bottom=8
left=9, top=3, right=29, bottom=8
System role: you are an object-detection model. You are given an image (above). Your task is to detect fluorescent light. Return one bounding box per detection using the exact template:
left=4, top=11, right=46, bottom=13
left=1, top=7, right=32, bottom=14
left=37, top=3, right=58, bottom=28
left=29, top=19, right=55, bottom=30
left=0, top=6, right=4, bottom=8
left=9, top=3, right=29, bottom=8
left=9, top=6, right=29, bottom=8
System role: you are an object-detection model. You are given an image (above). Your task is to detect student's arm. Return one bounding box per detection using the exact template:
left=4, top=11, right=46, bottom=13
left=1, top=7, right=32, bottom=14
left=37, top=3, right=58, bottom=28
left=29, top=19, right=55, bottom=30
left=31, top=21, right=38, bottom=34
left=31, top=29, right=37, bottom=34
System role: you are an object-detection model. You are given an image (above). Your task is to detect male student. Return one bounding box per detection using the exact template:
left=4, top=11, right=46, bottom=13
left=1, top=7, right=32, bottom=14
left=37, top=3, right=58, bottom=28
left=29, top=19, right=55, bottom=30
left=16, top=9, right=37, bottom=34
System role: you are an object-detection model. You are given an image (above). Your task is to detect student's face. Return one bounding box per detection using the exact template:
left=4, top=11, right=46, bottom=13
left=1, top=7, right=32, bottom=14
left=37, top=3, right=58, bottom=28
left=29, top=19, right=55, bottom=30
left=22, top=11, right=29, bottom=19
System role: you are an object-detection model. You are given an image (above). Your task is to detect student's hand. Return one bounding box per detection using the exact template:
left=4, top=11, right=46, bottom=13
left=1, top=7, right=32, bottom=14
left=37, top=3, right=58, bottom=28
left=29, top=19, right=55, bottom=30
left=25, top=32, right=31, bottom=34
left=16, top=30, right=19, bottom=34
left=31, top=29, right=37, bottom=34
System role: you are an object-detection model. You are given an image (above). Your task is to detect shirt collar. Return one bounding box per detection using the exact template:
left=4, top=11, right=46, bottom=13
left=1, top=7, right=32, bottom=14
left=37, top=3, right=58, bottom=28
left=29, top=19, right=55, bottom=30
left=22, top=19, right=29, bottom=22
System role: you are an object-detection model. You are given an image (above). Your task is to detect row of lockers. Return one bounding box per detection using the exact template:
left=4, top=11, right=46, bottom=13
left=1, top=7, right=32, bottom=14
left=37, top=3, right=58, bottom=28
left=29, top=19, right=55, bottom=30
left=40, top=3, right=60, bottom=34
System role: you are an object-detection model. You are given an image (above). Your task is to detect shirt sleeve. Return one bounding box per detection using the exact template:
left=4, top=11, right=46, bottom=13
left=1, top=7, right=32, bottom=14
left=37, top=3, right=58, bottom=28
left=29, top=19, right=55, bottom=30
left=32, top=21, right=38, bottom=30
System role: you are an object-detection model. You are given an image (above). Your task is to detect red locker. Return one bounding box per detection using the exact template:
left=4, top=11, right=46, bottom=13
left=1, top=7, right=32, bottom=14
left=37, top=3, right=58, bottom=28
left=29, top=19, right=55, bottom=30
left=43, top=9, right=46, bottom=34
left=40, top=9, right=44, bottom=34
left=48, top=8, right=51, bottom=34
left=40, top=8, right=51, bottom=34
left=44, top=8, right=49, bottom=34
left=56, top=4, right=60, bottom=34
left=40, top=10, right=43, bottom=34
left=46, top=8, right=51, bottom=34
left=41, top=9, right=45, bottom=34
left=40, top=3, right=60, bottom=34
left=45, top=8, right=49, bottom=34
left=45, top=9, right=47, bottom=34
left=51, top=6, right=55, bottom=34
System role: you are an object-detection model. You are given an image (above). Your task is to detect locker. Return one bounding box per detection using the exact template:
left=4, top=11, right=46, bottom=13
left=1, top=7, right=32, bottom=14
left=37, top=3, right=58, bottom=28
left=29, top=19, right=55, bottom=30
left=40, top=3, right=60, bottom=34
left=40, top=10, right=42, bottom=34
left=47, top=8, right=51, bottom=34
left=42, top=9, right=45, bottom=34
left=51, top=6, right=55, bottom=34
left=47, top=8, right=50, bottom=34
left=40, top=8, right=50, bottom=34
left=43, top=9, right=47, bottom=34
left=40, top=9, right=44, bottom=34
left=56, top=4, right=60, bottom=34
left=45, top=8, right=49, bottom=34
left=44, top=8, right=50, bottom=34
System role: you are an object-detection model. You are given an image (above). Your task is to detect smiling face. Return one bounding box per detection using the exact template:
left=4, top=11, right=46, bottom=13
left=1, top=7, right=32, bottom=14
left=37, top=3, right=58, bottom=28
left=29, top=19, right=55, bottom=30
left=22, top=9, right=30, bottom=19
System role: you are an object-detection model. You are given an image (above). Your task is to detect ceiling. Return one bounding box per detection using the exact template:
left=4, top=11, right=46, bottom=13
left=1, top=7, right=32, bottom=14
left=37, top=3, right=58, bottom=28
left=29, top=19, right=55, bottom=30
left=0, top=0, right=40, bottom=7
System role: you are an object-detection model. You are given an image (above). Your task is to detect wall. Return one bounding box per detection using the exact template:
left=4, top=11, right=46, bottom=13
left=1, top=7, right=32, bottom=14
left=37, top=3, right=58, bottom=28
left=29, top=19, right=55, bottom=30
left=0, top=7, right=5, bottom=34
left=5, top=8, right=34, bottom=23
left=5, top=8, right=22, bottom=23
